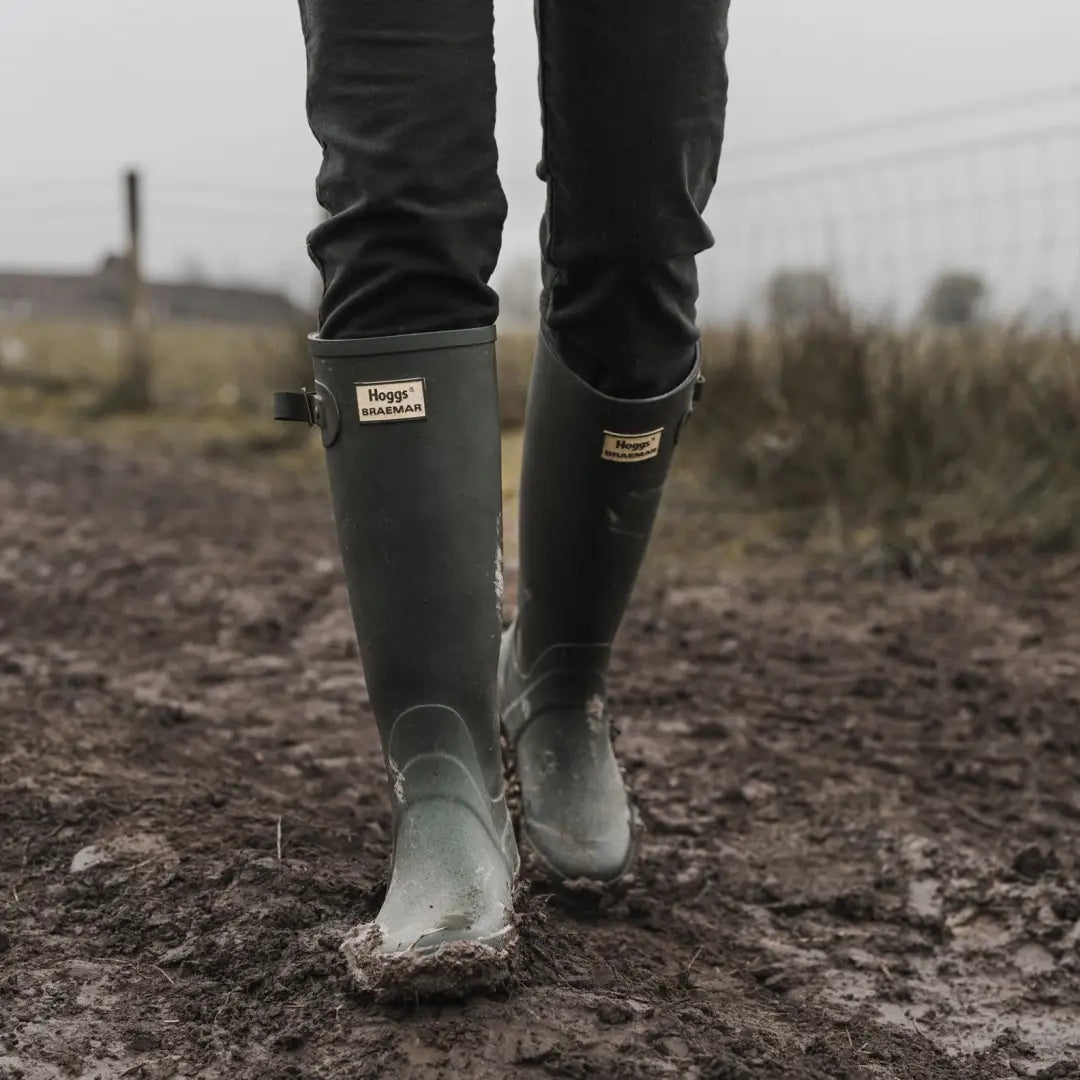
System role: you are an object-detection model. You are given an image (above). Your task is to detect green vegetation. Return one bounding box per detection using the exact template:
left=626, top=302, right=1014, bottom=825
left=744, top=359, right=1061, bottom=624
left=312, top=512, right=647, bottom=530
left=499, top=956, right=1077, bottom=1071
left=3, top=316, right=1078, bottom=554
left=681, top=323, right=1080, bottom=554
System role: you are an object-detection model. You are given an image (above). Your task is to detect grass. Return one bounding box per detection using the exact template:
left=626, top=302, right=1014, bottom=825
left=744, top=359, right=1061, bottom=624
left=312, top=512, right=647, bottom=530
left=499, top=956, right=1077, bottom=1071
left=3, top=315, right=1078, bottom=557
left=680, top=322, right=1080, bottom=556
left=0, top=316, right=536, bottom=429
left=0, top=318, right=309, bottom=411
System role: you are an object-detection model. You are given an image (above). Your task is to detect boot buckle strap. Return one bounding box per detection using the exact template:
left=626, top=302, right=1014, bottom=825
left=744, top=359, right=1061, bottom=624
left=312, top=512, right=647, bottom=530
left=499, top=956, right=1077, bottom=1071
left=272, top=381, right=341, bottom=447
left=273, top=389, right=319, bottom=425
left=674, top=374, right=705, bottom=446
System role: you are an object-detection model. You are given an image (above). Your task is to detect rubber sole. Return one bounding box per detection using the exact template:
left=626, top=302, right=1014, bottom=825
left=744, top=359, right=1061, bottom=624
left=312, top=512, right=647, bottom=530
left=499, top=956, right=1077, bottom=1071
left=341, top=922, right=518, bottom=1001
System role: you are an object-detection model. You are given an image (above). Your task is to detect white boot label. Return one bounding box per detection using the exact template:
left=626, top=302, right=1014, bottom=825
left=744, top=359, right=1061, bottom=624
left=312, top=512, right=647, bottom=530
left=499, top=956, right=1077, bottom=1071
left=601, top=428, right=663, bottom=462
left=355, top=378, right=427, bottom=423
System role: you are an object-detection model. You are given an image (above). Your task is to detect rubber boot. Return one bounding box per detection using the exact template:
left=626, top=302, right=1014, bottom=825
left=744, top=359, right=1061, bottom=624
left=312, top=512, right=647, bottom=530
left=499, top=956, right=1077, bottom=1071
left=275, top=326, right=518, bottom=997
left=498, top=328, right=701, bottom=890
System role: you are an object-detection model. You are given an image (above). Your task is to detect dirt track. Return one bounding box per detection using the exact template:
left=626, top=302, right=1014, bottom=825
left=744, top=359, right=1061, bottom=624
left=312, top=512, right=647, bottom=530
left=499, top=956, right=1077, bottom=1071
left=2, top=428, right=1079, bottom=1080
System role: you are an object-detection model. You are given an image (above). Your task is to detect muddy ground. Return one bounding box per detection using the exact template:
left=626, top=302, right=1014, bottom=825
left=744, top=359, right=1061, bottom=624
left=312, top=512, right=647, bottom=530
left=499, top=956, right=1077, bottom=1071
left=1, top=427, right=1079, bottom=1080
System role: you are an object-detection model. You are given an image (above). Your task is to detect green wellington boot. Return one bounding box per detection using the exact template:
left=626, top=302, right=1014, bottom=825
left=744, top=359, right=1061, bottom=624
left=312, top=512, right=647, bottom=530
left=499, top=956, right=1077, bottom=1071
left=498, top=330, right=701, bottom=890
left=275, top=326, right=518, bottom=997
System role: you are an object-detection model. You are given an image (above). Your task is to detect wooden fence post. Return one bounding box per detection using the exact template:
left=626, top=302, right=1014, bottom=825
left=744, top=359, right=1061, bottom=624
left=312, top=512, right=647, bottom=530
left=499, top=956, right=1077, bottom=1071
left=95, top=167, right=152, bottom=412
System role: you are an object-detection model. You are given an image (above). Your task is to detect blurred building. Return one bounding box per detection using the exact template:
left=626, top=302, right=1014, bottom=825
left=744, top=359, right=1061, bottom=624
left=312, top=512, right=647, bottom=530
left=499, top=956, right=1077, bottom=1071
left=0, top=254, right=308, bottom=327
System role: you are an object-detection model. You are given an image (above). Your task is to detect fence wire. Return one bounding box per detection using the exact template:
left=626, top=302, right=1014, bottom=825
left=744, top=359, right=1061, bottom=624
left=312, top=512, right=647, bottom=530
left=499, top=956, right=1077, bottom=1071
left=3, top=86, right=1079, bottom=327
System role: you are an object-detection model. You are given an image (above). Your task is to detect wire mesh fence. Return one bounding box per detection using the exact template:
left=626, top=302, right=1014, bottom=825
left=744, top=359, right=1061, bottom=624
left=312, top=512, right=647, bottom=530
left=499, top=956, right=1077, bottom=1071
left=2, top=83, right=1079, bottom=328
left=700, top=83, right=1080, bottom=325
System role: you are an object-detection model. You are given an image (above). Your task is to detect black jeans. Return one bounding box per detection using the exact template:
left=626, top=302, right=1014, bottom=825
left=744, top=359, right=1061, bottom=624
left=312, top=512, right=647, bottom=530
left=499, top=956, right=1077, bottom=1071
left=299, top=0, right=730, bottom=397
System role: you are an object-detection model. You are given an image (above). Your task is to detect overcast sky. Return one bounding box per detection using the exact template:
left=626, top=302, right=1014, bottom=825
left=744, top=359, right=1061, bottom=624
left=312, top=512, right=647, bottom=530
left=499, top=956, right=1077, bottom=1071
left=2, top=1, right=1079, bottom=315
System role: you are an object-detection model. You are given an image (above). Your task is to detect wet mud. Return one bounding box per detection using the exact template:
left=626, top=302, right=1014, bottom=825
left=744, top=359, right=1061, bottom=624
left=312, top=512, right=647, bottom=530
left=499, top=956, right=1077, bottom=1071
left=1, top=429, right=1079, bottom=1079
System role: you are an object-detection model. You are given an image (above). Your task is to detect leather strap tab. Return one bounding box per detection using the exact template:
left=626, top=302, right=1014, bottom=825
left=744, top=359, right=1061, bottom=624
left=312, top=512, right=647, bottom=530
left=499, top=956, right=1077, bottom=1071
left=273, top=390, right=316, bottom=424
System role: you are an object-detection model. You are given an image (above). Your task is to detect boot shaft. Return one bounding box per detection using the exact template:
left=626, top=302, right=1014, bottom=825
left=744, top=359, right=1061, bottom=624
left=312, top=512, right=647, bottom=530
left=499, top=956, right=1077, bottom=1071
left=515, top=328, right=702, bottom=673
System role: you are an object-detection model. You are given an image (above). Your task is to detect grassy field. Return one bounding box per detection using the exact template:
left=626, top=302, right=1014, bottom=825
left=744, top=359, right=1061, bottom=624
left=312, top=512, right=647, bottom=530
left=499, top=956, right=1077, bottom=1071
left=0, top=319, right=309, bottom=410
left=2, top=316, right=1078, bottom=556
left=683, top=323, right=1080, bottom=556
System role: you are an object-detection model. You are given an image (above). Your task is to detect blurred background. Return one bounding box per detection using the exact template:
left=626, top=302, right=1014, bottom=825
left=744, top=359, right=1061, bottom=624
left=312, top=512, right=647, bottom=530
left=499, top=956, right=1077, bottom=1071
left=2, top=0, right=1079, bottom=558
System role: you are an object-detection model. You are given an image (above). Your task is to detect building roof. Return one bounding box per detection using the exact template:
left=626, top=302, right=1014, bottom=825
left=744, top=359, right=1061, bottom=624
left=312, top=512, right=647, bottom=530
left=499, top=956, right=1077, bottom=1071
left=0, top=256, right=310, bottom=327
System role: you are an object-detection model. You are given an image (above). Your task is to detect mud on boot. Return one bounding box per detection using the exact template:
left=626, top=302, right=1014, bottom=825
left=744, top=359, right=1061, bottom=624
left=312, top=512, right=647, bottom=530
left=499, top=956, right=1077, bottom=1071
left=499, top=630, right=642, bottom=893
left=341, top=704, right=519, bottom=997
left=276, top=327, right=519, bottom=997
left=498, top=329, right=701, bottom=892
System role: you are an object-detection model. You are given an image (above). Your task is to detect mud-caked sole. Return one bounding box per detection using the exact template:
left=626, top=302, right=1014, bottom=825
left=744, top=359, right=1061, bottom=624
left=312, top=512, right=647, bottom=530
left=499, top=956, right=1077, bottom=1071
left=341, top=923, right=517, bottom=1001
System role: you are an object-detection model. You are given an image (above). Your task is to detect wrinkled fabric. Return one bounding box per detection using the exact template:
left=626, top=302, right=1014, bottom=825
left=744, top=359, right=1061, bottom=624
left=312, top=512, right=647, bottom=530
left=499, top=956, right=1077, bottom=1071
left=299, top=0, right=730, bottom=397
left=299, top=0, right=504, bottom=340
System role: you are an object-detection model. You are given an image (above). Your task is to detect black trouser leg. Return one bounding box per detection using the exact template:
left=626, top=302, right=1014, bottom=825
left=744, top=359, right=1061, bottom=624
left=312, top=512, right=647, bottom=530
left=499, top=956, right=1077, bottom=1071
left=298, top=0, right=504, bottom=339
left=536, top=0, right=731, bottom=397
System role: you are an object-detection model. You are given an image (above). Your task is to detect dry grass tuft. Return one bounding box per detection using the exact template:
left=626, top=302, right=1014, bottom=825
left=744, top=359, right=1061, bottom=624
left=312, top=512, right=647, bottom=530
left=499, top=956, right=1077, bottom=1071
left=679, top=322, right=1080, bottom=552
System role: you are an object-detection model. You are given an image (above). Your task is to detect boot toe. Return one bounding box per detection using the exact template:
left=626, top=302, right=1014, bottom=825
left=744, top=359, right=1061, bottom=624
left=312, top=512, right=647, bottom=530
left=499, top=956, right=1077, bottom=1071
left=342, top=799, right=517, bottom=996
left=523, top=812, right=635, bottom=885
left=515, top=711, right=637, bottom=885
left=341, top=920, right=517, bottom=1000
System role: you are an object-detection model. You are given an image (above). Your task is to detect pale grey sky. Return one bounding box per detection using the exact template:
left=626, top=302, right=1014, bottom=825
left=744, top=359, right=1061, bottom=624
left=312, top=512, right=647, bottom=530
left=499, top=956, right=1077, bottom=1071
left=2, top=1, right=1079, bottom=316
